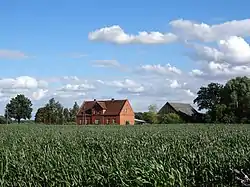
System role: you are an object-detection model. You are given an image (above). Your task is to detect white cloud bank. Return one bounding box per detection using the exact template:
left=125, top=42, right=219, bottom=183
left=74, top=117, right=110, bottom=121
left=170, top=18, right=250, bottom=42
left=88, top=25, right=178, bottom=44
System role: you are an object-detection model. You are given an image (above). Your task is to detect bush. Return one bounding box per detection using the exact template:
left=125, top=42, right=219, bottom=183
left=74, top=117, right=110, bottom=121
left=0, top=115, right=6, bottom=124
left=158, top=113, right=183, bottom=124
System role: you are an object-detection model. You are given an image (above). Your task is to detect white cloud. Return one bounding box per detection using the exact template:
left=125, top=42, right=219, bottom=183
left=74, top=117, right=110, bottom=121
left=92, top=60, right=120, bottom=68
left=0, top=76, right=48, bottom=90
left=170, top=18, right=250, bottom=42
left=32, top=89, right=48, bottom=100
left=88, top=25, right=177, bottom=44
left=191, top=61, right=250, bottom=79
left=184, top=89, right=196, bottom=97
left=0, top=49, right=29, bottom=59
left=62, top=76, right=80, bottom=81
left=188, top=36, right=250, bottom=65
left=139, top=64, right=182, bottom=75
left=97, top=79, right=145, bottom=94
left=59, top=83, right=95, bottom=92
left=188, top=36, right=250, bottom=80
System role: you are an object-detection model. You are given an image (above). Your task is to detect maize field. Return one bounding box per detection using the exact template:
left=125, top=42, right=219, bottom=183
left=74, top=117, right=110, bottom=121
left=0, top=124, right=250, bottom=186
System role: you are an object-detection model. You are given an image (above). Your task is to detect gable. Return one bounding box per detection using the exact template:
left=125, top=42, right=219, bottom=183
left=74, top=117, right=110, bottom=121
left=120, top=100, right=134, bottom=115
left=158, top=103, right=177, bottom=114
left=158, top=102, right=198, bottom=117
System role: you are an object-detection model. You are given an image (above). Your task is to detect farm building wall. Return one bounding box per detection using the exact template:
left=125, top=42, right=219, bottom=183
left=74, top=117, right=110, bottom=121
left=119, top=100, right=135, bottom=125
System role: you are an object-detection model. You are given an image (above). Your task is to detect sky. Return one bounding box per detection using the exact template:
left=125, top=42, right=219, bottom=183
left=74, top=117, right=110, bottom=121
left=1, top=0, right=250, bottom=115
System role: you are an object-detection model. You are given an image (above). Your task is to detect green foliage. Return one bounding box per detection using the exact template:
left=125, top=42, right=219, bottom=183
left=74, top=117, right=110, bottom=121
left=148, top=104, right=157, bottom=113
left=135, top=112, right=144, bottom=120
left=5, top=94, right=33, bottom=123
left=0, top=115, right=7, bottom=124
left=0, top=124, right=249, bottom=186
left=194, top=76, right=250, bottom=123
left=140, top=104, right=159, bottom=124
left=35, top=99, right=80, bottom=125
left=142, top=112, right=158, bottom=124
left=69, top=102, right=80, bottom=122
left=158, top=113, right=183, bottom=124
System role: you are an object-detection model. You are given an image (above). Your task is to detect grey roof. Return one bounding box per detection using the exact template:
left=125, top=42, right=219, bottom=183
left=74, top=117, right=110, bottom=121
left=168, top=102, right=197, bottom=116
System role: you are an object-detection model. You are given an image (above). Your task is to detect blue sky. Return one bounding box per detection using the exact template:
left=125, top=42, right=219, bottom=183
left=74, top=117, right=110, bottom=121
left=1, top=0, right=250, bottom=114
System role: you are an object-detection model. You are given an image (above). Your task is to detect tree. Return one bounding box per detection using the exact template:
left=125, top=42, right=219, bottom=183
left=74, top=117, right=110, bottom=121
left=194, top=82, right=225, bottom=122
left=0, top=115, right=7, bottom=124
left=135, top=112, right=144, bottom=120
left=158, top=113, right=183, bottom=124
left=5, top=94, right=33, bottom=123
left=69, top=102, right=79, bottom=122
left=142, top=104, right=158, bottom=124
left=35, top=107, right=47, bottom=123
left=194, top=82, right=224, bottom=111
left=223, top=76, right=250, bottom=123
left=148, top=104, right=158, bottom=113
left=63, top=108, right=70, bottom=122
left=194, top=76, right=250, bottom=123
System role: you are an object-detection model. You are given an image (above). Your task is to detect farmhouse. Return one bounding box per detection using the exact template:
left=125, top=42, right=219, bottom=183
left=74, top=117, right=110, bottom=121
left=76, top=98, right=135, bottom=125
left=158, top=102, right=201, bottom=122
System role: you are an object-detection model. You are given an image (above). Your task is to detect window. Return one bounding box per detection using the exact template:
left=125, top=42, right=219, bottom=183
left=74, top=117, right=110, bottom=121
left=106, top=119, right=110, bottom=124
left=79, top=120, right=82, bottom=124
left=95, top=119, right=99, bottom=124
left=124, top=109, right=128, bottom=113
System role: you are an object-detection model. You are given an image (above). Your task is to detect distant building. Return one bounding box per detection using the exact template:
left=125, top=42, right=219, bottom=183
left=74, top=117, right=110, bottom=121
left=76, top=98, right=135, bottom=125
left=158, top=102, right=202, bottom=122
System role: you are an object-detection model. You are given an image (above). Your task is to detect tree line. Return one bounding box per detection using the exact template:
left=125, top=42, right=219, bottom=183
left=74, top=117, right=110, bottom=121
left=1, top=76, right=250, bottom=124
left=1, top=94, right=80, bottom=124
left=136, top=76, right=250, bottom=124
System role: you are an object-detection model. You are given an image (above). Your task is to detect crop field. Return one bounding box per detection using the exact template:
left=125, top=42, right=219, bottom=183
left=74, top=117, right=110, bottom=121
left=0, top=124, right=250, bottom=186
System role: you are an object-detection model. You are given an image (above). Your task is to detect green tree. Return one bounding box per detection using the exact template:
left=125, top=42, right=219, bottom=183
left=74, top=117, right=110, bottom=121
left=222, top=76, right=250, bottom=123
left=194, top=82, right=225, bottom=122
left=158, top=113, right=183, bottom=124
left=5, top=94, right=33, bottom=123
left=0, top=115, right=7, bottom=124
left=194, top=82, right=224, bottom=111
left=69, top=102, right=79, bottom=122
left=63, top=108, right=70, bottom=122
left=135, top=112, right=144, bottom=120
left=35, top=107, right=47, bottom=123
left=148, top=104, right=158, bottom=113
left=35, top=98, right=65, bottom=124
left=142, top=105, right=158, bottom=124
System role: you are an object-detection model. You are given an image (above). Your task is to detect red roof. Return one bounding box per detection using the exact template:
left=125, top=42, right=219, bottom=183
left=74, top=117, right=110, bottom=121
left=77, top=99, right=127, bottom=116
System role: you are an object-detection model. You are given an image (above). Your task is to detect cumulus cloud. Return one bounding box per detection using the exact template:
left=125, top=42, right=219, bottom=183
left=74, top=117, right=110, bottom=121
left=88, top=25, right=178, bottom=44
left=32, top=89, right=49, bottom=100
left=189, top=36, right=250, bottom=65
left=97, top=79, right=145, bottom=94
left=170, top=18, right=250, bottom=42
left=0, top=76, right=48, bottom=90
left=58, top=82, right=95, bottom=92
left=138, top=64, right=182, bottom=75
left=92, top=60, right=121, bottom=68
left=188, top=36, right=250, bottom=80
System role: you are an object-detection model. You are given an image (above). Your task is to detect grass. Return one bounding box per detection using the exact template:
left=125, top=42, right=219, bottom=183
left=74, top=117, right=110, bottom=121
left=0, top=123, right=250, bottom=186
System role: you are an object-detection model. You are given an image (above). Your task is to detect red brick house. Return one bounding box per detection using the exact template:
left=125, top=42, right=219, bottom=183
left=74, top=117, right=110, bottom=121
left=76, top=98, right=135, bottom=125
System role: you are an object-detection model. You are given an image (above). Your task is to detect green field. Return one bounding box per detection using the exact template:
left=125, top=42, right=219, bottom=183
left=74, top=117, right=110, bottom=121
left=0, top=124, right=250, bottom=186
